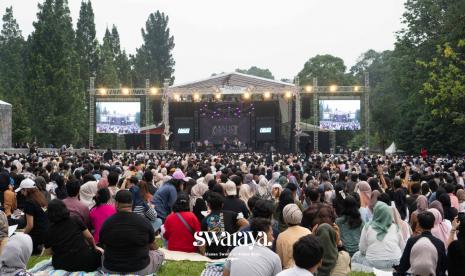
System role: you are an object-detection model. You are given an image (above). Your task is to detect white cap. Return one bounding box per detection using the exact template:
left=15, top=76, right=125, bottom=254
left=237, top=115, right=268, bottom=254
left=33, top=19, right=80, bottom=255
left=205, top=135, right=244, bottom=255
left=15, top=178, right=36, bottom=193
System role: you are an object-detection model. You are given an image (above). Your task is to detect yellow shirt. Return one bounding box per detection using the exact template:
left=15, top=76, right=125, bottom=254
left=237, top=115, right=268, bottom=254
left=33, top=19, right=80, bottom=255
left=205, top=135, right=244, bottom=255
left=276, top=225, right=311, bottom=269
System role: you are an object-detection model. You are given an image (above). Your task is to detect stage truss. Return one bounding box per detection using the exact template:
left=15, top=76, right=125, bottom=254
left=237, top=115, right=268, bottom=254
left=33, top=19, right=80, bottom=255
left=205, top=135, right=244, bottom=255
left=88, top=73, right=370, bottom=152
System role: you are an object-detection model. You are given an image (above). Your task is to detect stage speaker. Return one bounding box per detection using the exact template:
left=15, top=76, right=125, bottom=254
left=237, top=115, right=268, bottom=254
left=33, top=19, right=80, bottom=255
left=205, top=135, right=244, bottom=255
left=301, top=95, right=311, bottom=119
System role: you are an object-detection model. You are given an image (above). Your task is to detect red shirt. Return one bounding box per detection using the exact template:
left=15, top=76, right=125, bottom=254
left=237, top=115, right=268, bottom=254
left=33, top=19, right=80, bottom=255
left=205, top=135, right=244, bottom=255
left=163, top=211, right=200, bottom=253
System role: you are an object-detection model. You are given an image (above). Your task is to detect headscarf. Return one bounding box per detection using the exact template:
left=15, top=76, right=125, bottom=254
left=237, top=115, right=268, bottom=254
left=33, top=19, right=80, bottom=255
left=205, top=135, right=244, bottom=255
left=269, top=172, right=280, bottom=185
left=204, top=173, right=214, bottom=185
left=190, top=183, right=209, bottom=211
left=429, top=200, right=444, bottom=219
left=244, top=173, right=254, bottom=185
left=428, top=208, right=451, bottom=245
left=369, top=190, right=381, bottom=212
left=410, top=237, right=438, bottom=276
left=79, top=180, right=99, bottom=208
left=278, top=176, right=288, bottom=187
left=239, top=184, right=254, bottom=205
left=34, top=176, right=47, bottom=191
left=257, top=178, right=271, bottom=199
left=369, top=201, right=393, bottom=241
left=416, top=195, right=428, bottom=213
left=315, top=223, right=339, bottom=276
left=358, top=181, right=372, bottom=208
left=0, top=233, right=32, bottom=276
left=98, top=177, right=109, bottom=189
left=392, top=206, right=411, bottom=241
left=457, top=189, right=465, bottom=203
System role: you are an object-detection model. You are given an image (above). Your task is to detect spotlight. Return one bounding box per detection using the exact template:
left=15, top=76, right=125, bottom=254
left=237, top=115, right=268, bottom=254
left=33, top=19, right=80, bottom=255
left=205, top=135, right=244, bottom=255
left=150, top=87, right=158, bottom=94
left=122, top=88, right=129, bottom=95
left=354, top=86, right=360, bottom=92
left=329, top=85, right=337, bottom=92
left=264, top=91, right=271, bottom=99
left=215, top=93, right=222, bottom=100
left=285, top=91, right=292, bottom=99
left=243, top=92, right=250, bottom=99
left=305, top=85, right=312, bottom=92
left=174, top=94, right=180, bottom=101
left=193, top=93, right=200, bottom=101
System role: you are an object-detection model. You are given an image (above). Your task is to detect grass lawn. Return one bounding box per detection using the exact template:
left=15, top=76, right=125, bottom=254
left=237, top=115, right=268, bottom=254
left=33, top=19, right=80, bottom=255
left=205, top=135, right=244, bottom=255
left=27, top=255, right=374, bottom=276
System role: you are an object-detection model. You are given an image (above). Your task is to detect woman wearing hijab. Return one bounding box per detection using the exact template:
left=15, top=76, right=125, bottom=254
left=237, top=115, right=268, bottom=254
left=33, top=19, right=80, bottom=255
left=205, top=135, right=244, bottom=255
left=456, top=189, right=465, bottom=212
left=271, top=183, right=283, bottom=204
left=357, top=181, right=373, bottom=223
left=428, top=207, right=451, bottom=246
left=79, top=180, right=98, bottom=208
left=0, top=233, right=34, bottom=276
left=410, top=195, right=428, bottom=236
left=315, top=223, right=350, bottom=276
left=239, top=184, right=254, bottom=208
left=257, top=177, right=271, bottom=200
left=352, top=201, right=405, bottom=271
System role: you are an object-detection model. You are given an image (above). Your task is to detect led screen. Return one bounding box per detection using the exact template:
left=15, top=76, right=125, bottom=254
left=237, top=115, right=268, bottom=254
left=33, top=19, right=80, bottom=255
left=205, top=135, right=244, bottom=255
left=96, top=102, right=140, bottom=134
left=319, top=100, right=361, bottom=130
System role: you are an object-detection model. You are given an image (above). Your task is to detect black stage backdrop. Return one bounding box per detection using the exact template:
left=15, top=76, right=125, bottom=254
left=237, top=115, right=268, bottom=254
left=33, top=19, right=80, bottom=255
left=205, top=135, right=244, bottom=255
left=199, top=117, right=250, bottom=144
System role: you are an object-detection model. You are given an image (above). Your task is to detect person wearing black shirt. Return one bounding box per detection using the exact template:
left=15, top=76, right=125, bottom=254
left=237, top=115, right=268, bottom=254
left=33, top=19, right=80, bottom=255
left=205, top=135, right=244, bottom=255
left=447, top=216, right=465, bottom=276
left=100, top=190, right=164, bottom=274
left=222, top=181, right=249, bottom=218
left=394, top=211, right=447, bottom=276
left=103, top=149, right=113, bottom=162
left=44, top=199, right=101, bottom=272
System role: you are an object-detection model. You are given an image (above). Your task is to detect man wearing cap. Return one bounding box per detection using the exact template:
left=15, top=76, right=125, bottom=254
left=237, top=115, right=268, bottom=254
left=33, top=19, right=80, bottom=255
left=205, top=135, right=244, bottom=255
left=276, top=203, right=311, bottom=269
left=223, top=180, right=249, bottom=219
left=152, top=169, right=187, bottom=221
left=100, top=190, right=164, bottom=274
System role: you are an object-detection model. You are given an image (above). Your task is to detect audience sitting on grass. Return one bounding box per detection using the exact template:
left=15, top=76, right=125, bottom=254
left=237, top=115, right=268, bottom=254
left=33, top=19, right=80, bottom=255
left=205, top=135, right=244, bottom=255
left=0, top=233, right=34, bottom=276
left=1, top=149, right=465, bottom=275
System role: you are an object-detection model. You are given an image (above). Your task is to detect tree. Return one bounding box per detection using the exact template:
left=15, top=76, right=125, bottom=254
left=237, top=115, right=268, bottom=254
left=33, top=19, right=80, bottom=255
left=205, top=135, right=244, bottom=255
left=133, top=11, right=175, bottom=87
left=419, top=41, right=465, bottom=125
left=76, top=0, right=98, bottom=87
left=0, top=6, right=31, bottom=143
left=235, top=66, right=274, bottom=79
left=96, top=35, right=119, bottom=87
left=27, top=0, right=85, bottom=146
left=297, top=54, right=355, bottom=86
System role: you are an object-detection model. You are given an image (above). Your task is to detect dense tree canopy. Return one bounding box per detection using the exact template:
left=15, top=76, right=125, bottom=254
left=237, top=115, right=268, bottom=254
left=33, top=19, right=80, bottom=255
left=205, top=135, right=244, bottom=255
left=236, top=66, right=274, bottom=79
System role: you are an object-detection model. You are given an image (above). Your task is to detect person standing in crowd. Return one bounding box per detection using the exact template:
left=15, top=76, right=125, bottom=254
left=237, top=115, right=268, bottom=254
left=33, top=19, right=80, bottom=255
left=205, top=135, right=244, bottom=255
left=394, top=211, right=447, bottom=276
left=352, top=201, right=405, bottom=271
left=314, top=223, right=351, bottom=276
left=100, top=190, right=164, bottom=275
left=277, top=234, right=323, bottom=276
left=163, top=193, right=200, bottom=252
left=447, top=216, right=465, bottom=276
left=16, top=178, right=49, bottom=254
left=224, top=218, right=282, bottom=276
left=89, top=188, right=116, bottom=244
left=44, top=199, right=101, bottom=272
left=335, top=195, right=365, bottom=256
left=152, top=169, right=187, bottom=221
left=428, top=207, right=451, bottom=246
left=276, top=204, right=311, bottom=269
left=62, top=179, right=90, bottom=228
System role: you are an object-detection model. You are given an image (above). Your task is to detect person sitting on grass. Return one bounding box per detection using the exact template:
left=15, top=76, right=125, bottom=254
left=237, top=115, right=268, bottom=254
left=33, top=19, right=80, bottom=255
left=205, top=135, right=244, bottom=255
left=277, top=234, right=323, bottom=276
left=44, top=199, right=102, bottom=272
left=163, top=193, right=201, bottom=253
left=100, top=190, right=164, bottom=275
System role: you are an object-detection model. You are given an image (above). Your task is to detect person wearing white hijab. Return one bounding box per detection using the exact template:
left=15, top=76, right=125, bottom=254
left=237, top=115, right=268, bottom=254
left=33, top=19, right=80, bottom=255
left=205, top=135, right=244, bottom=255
left=79, top=180, right=99, bottom=209
left=0, top=233, right=33, bottom=276
left=189, top=183, right=209, bottom=211
left=257, top=177, right=271, bottom=200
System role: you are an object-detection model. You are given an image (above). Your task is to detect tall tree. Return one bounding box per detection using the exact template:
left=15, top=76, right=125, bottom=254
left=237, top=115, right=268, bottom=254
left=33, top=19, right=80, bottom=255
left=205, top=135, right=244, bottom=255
left=27, top=0, right=85, bottom=146
left=133, top=11, right=175, bottom=87
left=236, top=66, right=274, bottom=79
left=76, top=0, right=98, bottom=87
left=0, top=6, right=31, bottom=143
left=297, top=54, right=355, bottom=86
left=96, top=35, right=119, bottom=87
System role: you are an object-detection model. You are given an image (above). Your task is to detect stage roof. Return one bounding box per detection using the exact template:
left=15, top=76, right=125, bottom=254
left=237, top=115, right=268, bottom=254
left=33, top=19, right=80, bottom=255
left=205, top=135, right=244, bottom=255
left=170, top=72, right=295, bottom=90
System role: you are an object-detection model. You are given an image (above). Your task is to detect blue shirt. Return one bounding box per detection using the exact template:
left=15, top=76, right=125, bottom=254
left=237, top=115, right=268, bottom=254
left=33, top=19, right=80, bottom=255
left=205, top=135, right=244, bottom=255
left=151, top=183, right=177, bottom=220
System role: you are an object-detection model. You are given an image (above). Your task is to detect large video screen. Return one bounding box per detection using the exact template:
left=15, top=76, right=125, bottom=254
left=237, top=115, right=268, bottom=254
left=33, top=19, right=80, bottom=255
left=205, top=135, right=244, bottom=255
left=96, top=102, right=140, bottom=134
left=319, top=100, right=361, bottom=130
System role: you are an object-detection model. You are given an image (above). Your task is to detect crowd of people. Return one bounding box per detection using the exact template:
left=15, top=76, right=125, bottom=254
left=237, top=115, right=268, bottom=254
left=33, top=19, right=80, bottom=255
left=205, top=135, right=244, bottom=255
left=0, top=149, right=464, bottom=276
left=319, top=121, right=361, bottom=130
left=96, top=123, right=140, bottom=134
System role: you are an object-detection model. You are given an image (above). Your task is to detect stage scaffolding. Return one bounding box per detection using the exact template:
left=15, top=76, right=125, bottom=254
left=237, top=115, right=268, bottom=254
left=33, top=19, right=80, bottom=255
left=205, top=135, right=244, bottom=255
left=88, top=72, right=370, bottom=152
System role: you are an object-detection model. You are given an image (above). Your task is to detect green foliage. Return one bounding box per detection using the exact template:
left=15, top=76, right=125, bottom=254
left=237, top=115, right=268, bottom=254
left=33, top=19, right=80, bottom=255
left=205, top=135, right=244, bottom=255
left=26, top=0, right=85, bottom=146
left=133, top=11, right=175, bottom=87
left=0, top=7, right=31, bottom=143
left=236, top=66, right=274, bottom=79
left=297, top=54, right=356, bottom=86
left=96, top=32, right=119, bottom=87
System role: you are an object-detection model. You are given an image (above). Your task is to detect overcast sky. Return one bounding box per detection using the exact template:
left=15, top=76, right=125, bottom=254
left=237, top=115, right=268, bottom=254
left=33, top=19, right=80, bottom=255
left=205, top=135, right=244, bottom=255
left=1, top=0, right=406, bottom=85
